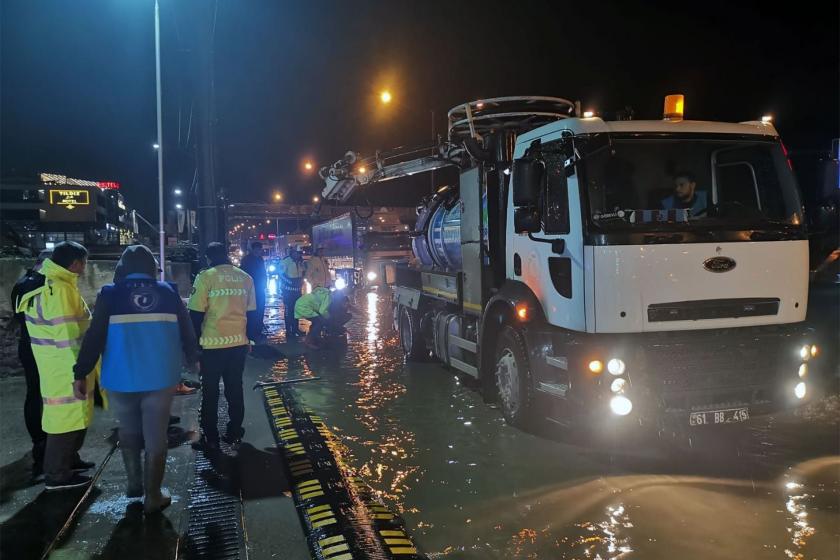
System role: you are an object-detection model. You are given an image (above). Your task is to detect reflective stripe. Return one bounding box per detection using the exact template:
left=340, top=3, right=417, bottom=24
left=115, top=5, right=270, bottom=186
left=30, top=336, right=82, bottom=348
left=110, top=313, right=178, bottom=324
left=199, top=334, right=246, bottom=347
left=208, top=288, right=248, bottom=297
left=26, top=294, right=82, bottom=326
left=43, top=395, right=84, bottom=405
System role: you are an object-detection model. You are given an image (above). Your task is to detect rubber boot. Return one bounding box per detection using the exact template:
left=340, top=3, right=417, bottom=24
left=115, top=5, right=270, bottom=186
left=121, top=447, right=143, bottom=498
left=143, top=451, right=171, bottom=514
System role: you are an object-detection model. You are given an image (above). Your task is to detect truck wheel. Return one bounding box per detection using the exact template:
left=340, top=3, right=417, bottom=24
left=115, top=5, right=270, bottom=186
left=398, top=306, right=426, bottom=361
left=495, top=325, right=537, bottom=428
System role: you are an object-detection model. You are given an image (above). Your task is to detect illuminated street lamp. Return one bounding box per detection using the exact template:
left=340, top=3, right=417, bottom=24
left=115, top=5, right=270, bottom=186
left=153, top=143, right=160, bottom=150
left=312, top=196, right=320, bottom=203
left=304, top=161, right=314, bottom=171
left=173, top=188, right=182, bottom=195
left=274, top=192, right=283, bottom=202
left=175, top=203, right=183, bottom=210
left=380, top=90, right=392, bottom=104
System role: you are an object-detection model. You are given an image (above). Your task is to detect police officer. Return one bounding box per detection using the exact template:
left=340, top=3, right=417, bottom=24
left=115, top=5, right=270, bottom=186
left=16, top=242, right=97, bottom=490
left=279, top=246, right=304, bottom=338
left=239, top=241, right=267, bottom=336
left=189, top=242, right=258, bottom=450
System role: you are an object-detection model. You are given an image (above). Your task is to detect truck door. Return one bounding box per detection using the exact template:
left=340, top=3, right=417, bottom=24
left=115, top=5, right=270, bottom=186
left=509, top=135, right=586, bottom=331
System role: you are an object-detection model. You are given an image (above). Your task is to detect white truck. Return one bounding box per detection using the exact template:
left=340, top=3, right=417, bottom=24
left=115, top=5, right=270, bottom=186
left=320, top=95, right=822, bottom=435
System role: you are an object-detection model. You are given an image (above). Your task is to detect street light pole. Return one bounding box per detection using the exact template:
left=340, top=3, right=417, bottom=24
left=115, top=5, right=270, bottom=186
left=154, top=0, right=165, bottom=280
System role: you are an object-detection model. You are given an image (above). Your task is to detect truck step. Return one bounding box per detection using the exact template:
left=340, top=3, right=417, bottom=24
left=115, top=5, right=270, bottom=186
left=449, top=335, right=477, bottom=354
left=537, top=382, right=569, bottom=398
left=545, top=355, right=568, bottom=370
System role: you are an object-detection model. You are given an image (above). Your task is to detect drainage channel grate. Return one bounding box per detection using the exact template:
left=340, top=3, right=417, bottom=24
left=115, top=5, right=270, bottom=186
left=183, top=403, right=247, bottom=560
left=259, top=380, right=426, bottom=560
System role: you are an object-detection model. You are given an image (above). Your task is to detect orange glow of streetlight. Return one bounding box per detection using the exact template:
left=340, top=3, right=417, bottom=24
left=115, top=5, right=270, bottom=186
left=358, top=166, right=367, bottom=174
left=273, top=192, right=283, bottom=202
left=380, top=90, right=392, bottom=104
left=312, top=196, right=320, bottom=203
left=304, top=161, right=313, bottom=171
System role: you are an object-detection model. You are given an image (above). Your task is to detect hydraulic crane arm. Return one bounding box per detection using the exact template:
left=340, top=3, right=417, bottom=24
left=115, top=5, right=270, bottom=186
left=319, top=142, right=465, bottom=203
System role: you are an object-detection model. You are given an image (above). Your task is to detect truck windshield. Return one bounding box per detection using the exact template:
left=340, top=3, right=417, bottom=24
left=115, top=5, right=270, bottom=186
left=581, top=134, right=803, bottom=231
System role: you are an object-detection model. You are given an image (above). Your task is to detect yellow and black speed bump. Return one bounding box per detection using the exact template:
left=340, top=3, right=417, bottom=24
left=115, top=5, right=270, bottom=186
left=259, top=382, right=425, bottom=559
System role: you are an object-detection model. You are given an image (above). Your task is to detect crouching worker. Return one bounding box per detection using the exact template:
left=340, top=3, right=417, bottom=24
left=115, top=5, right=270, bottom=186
left=73, top=245, right=199, bottom=514
left=294, top=286, right=352, bottom=349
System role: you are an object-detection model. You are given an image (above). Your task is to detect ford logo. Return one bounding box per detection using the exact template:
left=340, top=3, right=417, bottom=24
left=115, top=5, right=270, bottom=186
left=703, top=256, right=737, bottom=273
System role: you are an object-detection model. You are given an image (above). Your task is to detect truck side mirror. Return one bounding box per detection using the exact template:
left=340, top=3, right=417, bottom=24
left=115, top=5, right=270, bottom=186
left=514, top=207, right=541, bottom=234
left=512, top=159, right=545, bottom=207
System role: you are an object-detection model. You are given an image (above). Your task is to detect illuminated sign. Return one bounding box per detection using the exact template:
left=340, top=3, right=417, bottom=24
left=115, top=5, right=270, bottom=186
left=49, top=189, right=90, bottom=210
left=40, top=172, right=120, bottom=190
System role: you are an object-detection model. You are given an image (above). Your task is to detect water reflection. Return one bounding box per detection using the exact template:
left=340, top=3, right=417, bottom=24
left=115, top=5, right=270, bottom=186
left=783, top=481, right=816, bottom=560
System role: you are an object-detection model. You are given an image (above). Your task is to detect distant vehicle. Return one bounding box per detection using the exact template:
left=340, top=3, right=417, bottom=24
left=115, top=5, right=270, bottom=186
left=311, top=212, right=412, bottom=289
left=321, top=94, right=822, bottom=437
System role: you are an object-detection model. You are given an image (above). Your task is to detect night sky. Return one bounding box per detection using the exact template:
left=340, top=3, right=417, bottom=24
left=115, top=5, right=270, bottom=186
left=2, top=0, right=837, bottom=217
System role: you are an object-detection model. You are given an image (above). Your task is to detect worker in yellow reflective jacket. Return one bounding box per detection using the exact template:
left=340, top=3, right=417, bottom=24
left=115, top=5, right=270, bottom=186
left=16, top=242, right=98, bottom=490
left=189, top=242, right=258, bottom=451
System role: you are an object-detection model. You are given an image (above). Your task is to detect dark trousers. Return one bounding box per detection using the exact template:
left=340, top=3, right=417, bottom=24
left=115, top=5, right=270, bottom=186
left=283, top=292, right=301, bottom=337
left=109, top=387, right=175, bottom=454
left=255, top=286, right=266, bottom=333
left=20, top=340, right=46, bottom=466
left=200, top=346, right=248, bottom=442
left=44, top=429, right=86, bottom=484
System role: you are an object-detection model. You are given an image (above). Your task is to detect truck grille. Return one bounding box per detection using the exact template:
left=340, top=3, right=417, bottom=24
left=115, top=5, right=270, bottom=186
left=641, top=332, right=795, bottom=411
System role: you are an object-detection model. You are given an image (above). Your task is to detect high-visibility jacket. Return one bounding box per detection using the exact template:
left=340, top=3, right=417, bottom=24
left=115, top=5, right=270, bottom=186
left=16, top=258, right=99, bottom=434
left=304, top=256, right=330, bottom=288
left=294, top=287, right=331, bottom=320
left=188, top=264, right=256, bottom=349
left=280, top=257, right=303, bottom=294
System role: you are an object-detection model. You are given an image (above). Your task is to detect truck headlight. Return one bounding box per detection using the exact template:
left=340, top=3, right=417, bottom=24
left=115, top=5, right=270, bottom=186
left=335, top=277, right=347, bottom=290
left=799, top=345, right=811, bottom=361
left=367, top=271, right=377, bottom=281
left=610, top=395, right=633, bottom=416
left=268, top=264, right=276, bottom=272
left=607, top=358, right=626, bottom=376
left=794, top=382, right=806, bottom=400
left=610, top=378, right=627, bottom=393
left=798, top=363, right=807, bottom=378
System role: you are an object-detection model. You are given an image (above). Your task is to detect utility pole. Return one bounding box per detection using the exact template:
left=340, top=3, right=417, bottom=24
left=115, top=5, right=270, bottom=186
left=196, top=1, right=220, bottom=253
left=154, top=0, right=165, bottom=280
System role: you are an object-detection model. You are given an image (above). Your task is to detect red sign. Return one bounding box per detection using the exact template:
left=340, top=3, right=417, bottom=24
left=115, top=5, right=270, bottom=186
left=259, top=233, right=266, bottom=240
left=268, top=234, right=277, bottom=239
left=97, top=181, right=121, bottom=190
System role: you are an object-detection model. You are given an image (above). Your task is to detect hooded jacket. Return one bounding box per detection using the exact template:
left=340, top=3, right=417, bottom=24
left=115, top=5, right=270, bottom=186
left=16, top=258, right=97, bottom=433
left=73, top=245, right=199, bottom=392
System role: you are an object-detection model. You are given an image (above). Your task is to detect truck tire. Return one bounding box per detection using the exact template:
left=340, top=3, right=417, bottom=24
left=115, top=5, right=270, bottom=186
left=398, top=306, right=426, bottom=361
left=495, top=325, right=537, bottom=428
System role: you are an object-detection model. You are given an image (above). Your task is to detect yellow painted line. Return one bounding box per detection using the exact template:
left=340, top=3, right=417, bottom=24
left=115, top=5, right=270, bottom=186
left=329, top=554, right=353, bottom=560
left=288, top=459, right=310, bottom=467
left=308, top=504, right=332, bottom=514
left=384, top=538, right=413, bottom=546
left=311, top=517, right=337, bottom=528
left=322, top=543, right=350, bottom=556
left=379, top=530, right=406, bottom=537
left=423, top=286, right=457, bottom=300
left=308, top=511, right=334, bottom=522
left=300, top=490, right=325, bottom=499
left=318, top=535, right=345, bottom=547
left=373, top=513, right=394, bottom=520
left=390, top=547, right=418, bottom=555
left=292, top=469, right=314, bottom=477
left=297, top=479, right=320, bottom=489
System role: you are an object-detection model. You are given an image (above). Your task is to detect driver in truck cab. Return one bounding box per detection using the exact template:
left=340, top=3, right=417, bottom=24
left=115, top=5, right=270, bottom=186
left=661, top=171, right=708, bottom=216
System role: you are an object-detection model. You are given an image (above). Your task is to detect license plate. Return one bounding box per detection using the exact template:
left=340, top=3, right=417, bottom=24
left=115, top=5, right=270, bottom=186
left=689, top=407, right=750, bottom=426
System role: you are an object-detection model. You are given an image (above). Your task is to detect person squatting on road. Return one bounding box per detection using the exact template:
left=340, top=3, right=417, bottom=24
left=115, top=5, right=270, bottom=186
left=11, top=251, right=50, bottom=481
left=189, top=242, right=259, bottom=451
left=73, top=245, right=200, bottom=513
left=294, top=286, right=352, bottom=349
left=16, top=241, right=98, bottom=490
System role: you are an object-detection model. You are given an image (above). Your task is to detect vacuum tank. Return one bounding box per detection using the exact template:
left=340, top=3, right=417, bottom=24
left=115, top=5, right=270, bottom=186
left=412, top=186, right=462, bottom=270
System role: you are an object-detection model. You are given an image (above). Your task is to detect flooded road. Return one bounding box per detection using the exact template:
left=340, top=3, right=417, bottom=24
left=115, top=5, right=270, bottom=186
left=262, top=284, right=840, bottom=559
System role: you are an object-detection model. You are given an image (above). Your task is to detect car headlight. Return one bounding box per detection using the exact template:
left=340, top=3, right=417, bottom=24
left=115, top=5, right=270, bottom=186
left=794, top=382, right=806, bottom=400
left=268, top=265, right=276, bottom=272
left=799, top=345, right=811, bottom=361
left=610, top=378, right=627, bottom=393
left=607, top=358, right=626, bottom=376
left=335, top=277, right=347, bottom=290
left=367, top=271, right=377, bottom=281
left=798, top=363, right=807, bottom=378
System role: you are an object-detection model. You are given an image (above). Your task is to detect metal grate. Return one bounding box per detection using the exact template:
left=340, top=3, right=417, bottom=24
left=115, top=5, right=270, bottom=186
left=183, top=403, right=246, bottom=560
